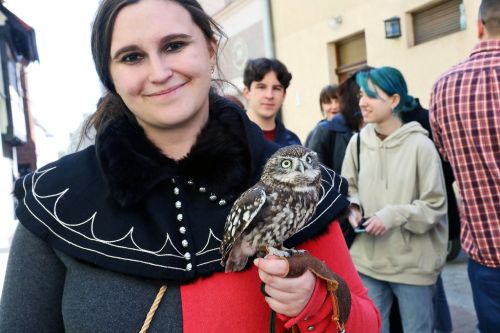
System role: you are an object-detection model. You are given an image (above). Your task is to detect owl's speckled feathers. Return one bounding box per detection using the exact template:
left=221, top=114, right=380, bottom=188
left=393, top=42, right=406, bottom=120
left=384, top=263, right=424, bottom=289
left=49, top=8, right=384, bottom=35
left=220, top=145, right=322, bottom=272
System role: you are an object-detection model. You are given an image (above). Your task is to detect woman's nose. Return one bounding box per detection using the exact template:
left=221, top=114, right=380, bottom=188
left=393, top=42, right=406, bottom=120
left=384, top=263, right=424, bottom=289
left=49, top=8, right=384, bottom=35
left=148, top=55, right=173, bottom=83
left=359, top=95, right=367, bottom=107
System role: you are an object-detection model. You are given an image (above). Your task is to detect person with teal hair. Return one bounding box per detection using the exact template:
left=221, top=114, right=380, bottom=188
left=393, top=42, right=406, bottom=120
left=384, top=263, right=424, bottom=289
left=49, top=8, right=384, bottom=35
left=355, top=66, right=418, bottom=115
left=341, top=66, right=448, bottom=333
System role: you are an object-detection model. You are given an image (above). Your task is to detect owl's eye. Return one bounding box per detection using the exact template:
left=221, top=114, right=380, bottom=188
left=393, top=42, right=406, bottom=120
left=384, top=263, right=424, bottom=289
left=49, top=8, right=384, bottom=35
left=281, top=159, right=292, bottom=168
left=306, top=155, right=312, bottom=164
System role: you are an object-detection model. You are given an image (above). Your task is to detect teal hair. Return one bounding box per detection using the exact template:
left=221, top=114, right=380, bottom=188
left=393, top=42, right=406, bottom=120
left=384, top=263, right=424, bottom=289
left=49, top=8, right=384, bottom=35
left=355, top=66, right=417, bottom=115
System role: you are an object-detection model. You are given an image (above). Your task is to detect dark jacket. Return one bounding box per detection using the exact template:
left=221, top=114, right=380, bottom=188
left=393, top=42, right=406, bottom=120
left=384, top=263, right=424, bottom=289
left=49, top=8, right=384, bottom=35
left=12, top=94, right=348, bottom=282
left=306, top=114, right=354, bottom=174
left=274, top=117, right=301, bottom=147
left=304, top=119, right=328, bottom=147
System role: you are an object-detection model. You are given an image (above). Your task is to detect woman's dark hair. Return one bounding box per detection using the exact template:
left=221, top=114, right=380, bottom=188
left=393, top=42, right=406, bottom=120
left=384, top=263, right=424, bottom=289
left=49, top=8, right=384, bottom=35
left=337, top=72, right=365, bottom=131
left=318, top=84, right=338, bottom=112
left=224, top=95, right=245, bottom=109
left=82, top=0, right=226, bottom=140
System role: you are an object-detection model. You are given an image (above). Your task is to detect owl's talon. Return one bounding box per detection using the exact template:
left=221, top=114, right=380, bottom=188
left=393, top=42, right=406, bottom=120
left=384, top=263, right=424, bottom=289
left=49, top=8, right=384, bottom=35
left=266, top=246, right=292, bottom=258
left=291, top=248, right=307, bottom=255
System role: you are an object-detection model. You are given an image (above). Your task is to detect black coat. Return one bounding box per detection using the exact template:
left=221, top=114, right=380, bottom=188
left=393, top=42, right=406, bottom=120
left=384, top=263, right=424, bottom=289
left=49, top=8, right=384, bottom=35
left=306, top=114, right=354, bottom=174
left=274, top=117, right=302, bottom=146
left=14, top=95, right=349, bottom=282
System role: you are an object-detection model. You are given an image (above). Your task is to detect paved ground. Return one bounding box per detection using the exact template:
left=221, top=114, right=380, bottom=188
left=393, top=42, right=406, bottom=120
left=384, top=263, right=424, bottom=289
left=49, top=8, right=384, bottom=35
left=441, top=252, right=478, bottom=333
left=0, top=238, right=479, bottom=332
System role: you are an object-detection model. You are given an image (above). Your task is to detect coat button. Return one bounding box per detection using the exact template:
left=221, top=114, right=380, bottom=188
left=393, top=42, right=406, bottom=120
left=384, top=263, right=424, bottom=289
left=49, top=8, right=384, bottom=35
left=175, top=201, right=182, bottom=209
left=199, top=187, right=206, bottom=193
left=177, top=214, right=183, bottom=222
left=179, top=226, right=186, bottom=234
left=181, top=240, right=188, bottom=247
left=307, top=325, right=315, bottom=331
left=209, top=194, right=217, bottom=201
left=219, top=199, right=226, bottom=206
left=187, top=179, right=194, bottom=185
left=184, top=252, right=191, bottom=260
left=173, top=187, right=180, bottom=195
left=186, top=263, right=192, bottom=271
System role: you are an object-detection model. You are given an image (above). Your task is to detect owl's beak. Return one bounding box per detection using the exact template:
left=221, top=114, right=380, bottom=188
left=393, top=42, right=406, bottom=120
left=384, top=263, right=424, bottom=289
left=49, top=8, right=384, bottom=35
left=298, top=160, right=305, bottom=173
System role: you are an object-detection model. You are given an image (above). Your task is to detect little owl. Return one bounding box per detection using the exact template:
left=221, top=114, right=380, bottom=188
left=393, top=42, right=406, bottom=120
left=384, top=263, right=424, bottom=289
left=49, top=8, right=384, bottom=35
left=220, top=145, right=322, bottom=272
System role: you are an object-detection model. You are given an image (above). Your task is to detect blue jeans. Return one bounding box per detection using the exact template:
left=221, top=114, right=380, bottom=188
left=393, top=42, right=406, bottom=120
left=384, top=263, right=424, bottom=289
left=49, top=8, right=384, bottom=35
left=360, top=273, right=435, bottom=333
left=468, top=258, right=500, bottom=333
left=434, top=274, right=452, bottom=332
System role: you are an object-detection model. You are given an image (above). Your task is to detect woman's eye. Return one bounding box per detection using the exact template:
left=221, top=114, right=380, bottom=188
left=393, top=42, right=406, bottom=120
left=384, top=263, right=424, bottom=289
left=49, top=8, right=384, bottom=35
left=306, top=156, right=312, bottom=164
left=281, top=159, right=292, bottom=168
left=165, top=41, right=186, bottom=52
left=121, top=53, right=143, bottom=64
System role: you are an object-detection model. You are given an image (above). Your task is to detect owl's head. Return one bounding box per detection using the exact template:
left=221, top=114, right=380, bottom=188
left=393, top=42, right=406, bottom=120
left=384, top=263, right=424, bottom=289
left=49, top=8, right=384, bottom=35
left=261, top=145, right=321, bottom=188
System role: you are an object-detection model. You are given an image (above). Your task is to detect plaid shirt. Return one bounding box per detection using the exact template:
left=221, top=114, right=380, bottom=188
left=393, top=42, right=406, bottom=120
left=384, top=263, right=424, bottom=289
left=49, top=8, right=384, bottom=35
left=429, top=40, right=500, bottom=268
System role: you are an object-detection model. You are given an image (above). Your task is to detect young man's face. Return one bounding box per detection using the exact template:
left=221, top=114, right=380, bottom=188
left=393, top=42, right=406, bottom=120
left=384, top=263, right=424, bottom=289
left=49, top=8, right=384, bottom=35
left=243, top=71, right=286, bottom=120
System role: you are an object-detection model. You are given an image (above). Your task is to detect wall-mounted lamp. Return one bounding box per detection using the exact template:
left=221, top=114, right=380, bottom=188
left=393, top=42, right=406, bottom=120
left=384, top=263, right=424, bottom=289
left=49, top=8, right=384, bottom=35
left=328, top=16, right=343, bottom=29
left=384, top=17, right=401, bottom=39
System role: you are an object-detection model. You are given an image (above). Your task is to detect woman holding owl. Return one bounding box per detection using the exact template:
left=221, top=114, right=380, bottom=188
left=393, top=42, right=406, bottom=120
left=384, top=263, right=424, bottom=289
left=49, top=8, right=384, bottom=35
left=0, top=1, right=380, bottom=332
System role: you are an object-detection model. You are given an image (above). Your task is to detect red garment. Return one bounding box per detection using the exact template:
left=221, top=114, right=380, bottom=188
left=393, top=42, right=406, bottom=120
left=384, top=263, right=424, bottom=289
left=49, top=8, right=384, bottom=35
left=429, top=40, right=500, bottom=268
left=263, top=128, right=277, bottom=142
left=181, top=221, right=381, bottom=332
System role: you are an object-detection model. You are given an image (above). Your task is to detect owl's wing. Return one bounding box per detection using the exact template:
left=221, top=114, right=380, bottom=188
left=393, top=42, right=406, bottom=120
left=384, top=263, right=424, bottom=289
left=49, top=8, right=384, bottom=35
left=220, top=185, right=267, bottom=259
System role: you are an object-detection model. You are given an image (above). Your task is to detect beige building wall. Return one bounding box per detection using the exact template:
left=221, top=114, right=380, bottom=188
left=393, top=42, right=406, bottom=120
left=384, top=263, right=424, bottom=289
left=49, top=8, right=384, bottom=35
left=200, top=0, right=274, bottom=99
left=271, top=0, right=481, bottom=141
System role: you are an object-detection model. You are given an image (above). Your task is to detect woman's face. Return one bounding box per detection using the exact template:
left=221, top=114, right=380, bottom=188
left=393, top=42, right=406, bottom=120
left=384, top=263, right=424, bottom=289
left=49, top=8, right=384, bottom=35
left=109, top=0, right=216, bottom=137
left=321, top=98, right=340, bottom=120
left=358, top=81, right=398, bottom=125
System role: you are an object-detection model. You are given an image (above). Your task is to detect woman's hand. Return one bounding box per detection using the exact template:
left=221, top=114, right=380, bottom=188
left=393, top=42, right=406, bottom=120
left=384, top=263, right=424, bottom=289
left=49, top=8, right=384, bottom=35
left=364, top=216, right=387, bottom=236
left=254, top=255, right=316, bottom=317
left=348, top=204, right=363, bottom=228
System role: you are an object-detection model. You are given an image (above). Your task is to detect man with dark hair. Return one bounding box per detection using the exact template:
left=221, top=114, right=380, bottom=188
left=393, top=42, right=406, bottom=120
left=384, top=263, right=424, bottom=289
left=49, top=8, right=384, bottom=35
left=243, top=58, right=301, bottom=146
left=429, top=1, right=500, bottom=331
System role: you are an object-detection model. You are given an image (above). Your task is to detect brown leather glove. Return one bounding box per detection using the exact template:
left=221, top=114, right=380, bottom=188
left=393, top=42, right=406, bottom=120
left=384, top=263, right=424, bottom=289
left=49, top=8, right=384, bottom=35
left=280, top=250, right=351, bottom=331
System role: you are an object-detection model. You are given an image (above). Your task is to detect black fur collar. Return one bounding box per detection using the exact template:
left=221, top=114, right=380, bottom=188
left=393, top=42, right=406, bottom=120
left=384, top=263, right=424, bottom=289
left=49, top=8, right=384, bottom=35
left=96, top=95, right=254, bottom=207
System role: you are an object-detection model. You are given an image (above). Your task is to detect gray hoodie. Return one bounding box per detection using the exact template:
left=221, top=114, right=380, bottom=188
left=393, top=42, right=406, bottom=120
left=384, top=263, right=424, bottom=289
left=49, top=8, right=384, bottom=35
left=342, top=121, right=448, bottom=286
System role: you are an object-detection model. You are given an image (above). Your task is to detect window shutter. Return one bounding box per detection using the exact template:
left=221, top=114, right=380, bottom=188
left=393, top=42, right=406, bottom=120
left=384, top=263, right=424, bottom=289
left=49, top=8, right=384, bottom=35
left=414, top=0, right=462, bottom=45
left=334, top=33, right=367, bottom=82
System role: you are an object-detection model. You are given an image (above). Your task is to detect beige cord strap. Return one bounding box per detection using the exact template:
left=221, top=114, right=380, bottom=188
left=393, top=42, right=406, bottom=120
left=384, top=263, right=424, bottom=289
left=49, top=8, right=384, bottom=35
left=139, top=284, right=168, bottom=333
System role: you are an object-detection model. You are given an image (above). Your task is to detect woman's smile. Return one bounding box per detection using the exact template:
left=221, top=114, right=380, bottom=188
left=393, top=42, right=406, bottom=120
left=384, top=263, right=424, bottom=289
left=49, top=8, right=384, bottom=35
left=144, top=81, right=189, bottom=98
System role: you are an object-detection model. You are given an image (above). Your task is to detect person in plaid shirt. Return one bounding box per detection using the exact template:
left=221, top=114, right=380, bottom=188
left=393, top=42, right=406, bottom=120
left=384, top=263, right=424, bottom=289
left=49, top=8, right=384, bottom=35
left=429, top=1, right=500, bottom=331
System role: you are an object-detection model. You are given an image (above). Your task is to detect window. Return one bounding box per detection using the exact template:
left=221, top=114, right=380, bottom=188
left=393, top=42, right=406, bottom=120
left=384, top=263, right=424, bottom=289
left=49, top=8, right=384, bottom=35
left=413, top=0, right=464, bottom=45
left=330, top=33, right=367, bottom=83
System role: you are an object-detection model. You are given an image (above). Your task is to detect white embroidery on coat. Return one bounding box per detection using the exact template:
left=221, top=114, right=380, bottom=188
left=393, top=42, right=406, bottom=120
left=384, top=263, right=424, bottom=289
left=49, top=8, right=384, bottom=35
left=20, top=165, right=338, bottom=271
left=297, top=165, right=341, bottom=232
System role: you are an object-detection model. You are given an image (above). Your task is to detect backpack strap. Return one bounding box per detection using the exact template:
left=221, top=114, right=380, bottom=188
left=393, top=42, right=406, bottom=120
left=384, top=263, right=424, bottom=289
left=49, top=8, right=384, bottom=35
left=356, top=133, right=361, bottom=173
left=355, top=133, right=364, bottom=217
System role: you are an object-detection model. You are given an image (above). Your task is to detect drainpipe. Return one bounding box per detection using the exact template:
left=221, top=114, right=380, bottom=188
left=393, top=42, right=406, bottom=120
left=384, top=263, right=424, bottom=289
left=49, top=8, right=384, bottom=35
left=261, top=0, right=275, bottom=58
